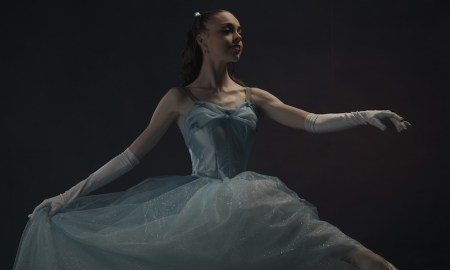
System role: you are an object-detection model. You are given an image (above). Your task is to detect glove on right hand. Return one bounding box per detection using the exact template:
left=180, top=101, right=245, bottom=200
left=28, top=148, right=139, bottom=220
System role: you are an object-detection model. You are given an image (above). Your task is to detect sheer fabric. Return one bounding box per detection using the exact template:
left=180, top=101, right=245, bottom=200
left=14, top=99, right=363, bottom=270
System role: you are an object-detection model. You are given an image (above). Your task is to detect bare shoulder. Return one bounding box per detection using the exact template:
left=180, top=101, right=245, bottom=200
left=162, top=87, right=185, bottom=104
left=158, top=87, right=192, bottom=114
left=247, top=87, right=283, bottom=107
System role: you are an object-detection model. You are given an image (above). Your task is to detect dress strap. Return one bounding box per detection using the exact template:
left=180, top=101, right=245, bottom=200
left=244, top=87, right=251, bottom=103
left=183, top=87, right=200, bottom=102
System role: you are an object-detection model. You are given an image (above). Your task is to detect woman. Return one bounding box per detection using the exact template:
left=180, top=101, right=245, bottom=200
left=16, top=9, right=410, bottom=270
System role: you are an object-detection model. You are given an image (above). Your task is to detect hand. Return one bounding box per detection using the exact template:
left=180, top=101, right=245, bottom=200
left=27, top=148, right=139, bottom=220
left=28, top=194, right=67, bottom=220
left=361, top=110, right=412, bottom=132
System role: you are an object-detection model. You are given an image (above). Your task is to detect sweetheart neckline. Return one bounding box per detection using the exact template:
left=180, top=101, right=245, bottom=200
left=193, top=100, right=251, bottom=110
left=180, top=100, right=256, bottom=127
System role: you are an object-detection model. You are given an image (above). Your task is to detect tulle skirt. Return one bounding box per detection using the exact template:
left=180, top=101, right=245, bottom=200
left=14, top=171, right=363, bottom=270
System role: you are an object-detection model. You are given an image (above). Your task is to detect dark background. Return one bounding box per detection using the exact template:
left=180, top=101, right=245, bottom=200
left=3, top=0, right=449, bottom=269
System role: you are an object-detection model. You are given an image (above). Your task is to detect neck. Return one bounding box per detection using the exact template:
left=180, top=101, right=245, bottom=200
left=189, top=58, right=237, bottom=91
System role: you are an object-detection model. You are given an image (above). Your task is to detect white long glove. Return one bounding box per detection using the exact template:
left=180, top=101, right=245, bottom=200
left=28, top=148, right=139, bottom=219
left=304, top=110, right=411, bottom=133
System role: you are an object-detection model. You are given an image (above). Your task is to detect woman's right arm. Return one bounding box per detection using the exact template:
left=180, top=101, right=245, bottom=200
left=129, top=88, right=183, bottom=160
left=28, top=88, right=183, bottom=219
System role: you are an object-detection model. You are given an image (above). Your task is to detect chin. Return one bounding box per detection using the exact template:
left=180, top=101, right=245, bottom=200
left=229, top=55, right=241, bottom=63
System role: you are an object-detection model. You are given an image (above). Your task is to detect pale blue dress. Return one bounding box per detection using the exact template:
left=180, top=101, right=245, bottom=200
left=14, top=96, right=364, bottom=269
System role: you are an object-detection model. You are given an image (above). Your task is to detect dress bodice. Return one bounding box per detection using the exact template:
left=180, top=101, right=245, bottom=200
left=180, top=101, right=258, bottom=180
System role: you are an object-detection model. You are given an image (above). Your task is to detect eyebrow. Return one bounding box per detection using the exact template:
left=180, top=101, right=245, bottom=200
left=220, top=23, right=242, bottom=31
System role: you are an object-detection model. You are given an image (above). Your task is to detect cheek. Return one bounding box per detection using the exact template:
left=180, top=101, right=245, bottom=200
left=209, top=40, right=229, bottom=53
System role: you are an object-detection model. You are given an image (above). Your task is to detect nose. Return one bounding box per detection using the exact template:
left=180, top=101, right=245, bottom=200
left=233, top=32, right=242, bottom=43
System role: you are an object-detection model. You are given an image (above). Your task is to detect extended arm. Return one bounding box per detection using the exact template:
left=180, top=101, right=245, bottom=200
left=249, top=87, right=411, bottom=133
left=304, top=110, right=411, bottom=133
left=29, top=88, right=182, bottom=219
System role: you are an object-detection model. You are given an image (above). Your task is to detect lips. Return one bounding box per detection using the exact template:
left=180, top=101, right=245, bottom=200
left=230, top=45, right=241, bottom=52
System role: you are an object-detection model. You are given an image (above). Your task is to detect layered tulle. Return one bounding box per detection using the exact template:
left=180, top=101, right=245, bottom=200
left=15, top=171, right=362, bottom=270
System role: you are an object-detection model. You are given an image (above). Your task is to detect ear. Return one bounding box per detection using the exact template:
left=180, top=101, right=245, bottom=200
left=196, top=33, right=208, bottom=49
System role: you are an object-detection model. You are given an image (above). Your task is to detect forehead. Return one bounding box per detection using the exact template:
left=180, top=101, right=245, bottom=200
left=208, top=12, right=241, bottom=28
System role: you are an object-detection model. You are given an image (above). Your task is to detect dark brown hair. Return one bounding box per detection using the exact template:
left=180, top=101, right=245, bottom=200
left=180, top=9, right=247, bottom=87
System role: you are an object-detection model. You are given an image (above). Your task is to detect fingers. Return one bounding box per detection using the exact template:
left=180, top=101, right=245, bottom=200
left=390, top=118, right=402, bottom=132
left=28, top=208, right=42, bottom=220
left=48, top=202, right=62, bottom=217
left=28, top=199, right=63, bottom=220
left=368, top=118, right=387, bottom=131
left=28, top=200, right=50, bottom=220
left=374, top=110, right=412, bottom=133
left=389, top=117, right=412, bottom=133
left=383, top=110, right=404, bottom=121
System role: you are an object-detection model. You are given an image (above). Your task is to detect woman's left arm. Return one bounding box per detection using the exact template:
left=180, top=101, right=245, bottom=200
left=249, top=87, right=411, bottom=133
left=249, top=87, right=311, bottom=130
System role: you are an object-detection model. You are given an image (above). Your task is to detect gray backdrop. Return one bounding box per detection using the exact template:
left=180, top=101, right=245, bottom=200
left=3, top=0, right=449, bottom=269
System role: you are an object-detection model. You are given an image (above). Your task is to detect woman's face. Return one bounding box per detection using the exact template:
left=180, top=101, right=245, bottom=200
left=197, top=12, right=243, bottom=63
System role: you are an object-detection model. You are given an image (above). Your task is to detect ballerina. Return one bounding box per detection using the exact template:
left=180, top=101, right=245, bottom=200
left=16, top=9, right=410, bottom=270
